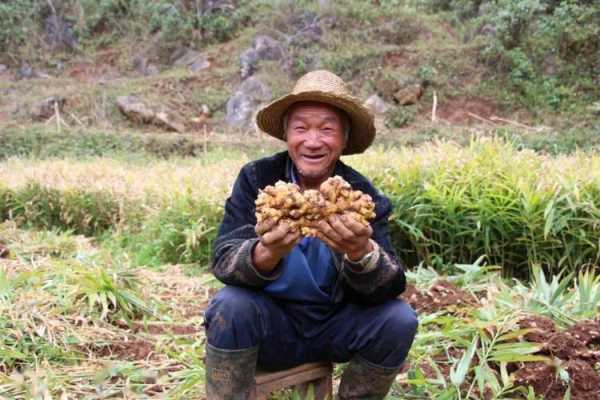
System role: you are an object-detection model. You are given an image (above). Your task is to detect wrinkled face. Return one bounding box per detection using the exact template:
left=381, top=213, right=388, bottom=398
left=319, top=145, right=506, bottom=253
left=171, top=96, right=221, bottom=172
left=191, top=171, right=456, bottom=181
left=285, top=102, right=346, bottom=188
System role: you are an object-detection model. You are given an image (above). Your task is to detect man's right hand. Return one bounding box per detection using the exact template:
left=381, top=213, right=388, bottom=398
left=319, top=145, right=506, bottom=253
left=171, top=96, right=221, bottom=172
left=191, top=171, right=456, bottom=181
left=252, top=219, right=302, bottom=274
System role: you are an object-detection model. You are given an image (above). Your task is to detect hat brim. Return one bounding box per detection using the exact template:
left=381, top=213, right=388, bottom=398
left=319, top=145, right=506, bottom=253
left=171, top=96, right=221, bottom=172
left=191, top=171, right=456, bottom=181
left=256, top=91, right=375, bottom=155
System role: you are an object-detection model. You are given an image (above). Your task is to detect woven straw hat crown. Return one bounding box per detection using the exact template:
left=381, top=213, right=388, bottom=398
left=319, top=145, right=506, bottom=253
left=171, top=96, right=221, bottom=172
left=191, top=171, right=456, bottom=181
left=256, top=70, right=375, bottom=155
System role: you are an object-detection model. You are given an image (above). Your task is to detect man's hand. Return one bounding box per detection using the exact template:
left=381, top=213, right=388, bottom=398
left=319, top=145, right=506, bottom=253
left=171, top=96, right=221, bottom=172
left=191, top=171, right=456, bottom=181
left=312, top=213, right=373, bottom=261
left=253, top=219, right=302, bottom=274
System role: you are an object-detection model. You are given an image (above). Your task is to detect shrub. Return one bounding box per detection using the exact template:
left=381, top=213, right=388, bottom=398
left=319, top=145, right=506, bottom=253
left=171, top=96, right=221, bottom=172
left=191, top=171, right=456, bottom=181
left=0, top=0, right=43, bottom=54
left=350, top=140, right=600, bottom=279
left=122, top=195, right=223, bottom=268
left=1, top=183, right=132, bottom=236
left=385, top=106, right=417, bottom=129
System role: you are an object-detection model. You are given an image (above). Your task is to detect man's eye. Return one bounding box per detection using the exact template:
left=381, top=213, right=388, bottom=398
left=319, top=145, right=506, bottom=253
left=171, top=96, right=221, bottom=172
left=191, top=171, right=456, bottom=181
left=295, top=126, right=306, bottom=132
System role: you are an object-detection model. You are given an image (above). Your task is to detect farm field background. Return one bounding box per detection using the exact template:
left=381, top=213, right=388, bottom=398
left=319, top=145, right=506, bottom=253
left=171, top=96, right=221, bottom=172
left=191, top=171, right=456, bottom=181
left=1, top=0, right=599, bottom=398
left=1, top=141, right=600, bottom=399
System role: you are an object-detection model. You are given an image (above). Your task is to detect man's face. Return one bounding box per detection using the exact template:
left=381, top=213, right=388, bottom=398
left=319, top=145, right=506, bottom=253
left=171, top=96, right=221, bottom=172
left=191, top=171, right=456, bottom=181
left=285, top=102, right=346, bottom=187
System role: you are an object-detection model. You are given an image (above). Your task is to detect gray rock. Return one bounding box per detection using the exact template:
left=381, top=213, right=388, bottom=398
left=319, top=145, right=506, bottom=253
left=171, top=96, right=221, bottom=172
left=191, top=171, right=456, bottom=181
left=478, top=1, right=493, bottom=17
left=240, top=35, right=285, bottom=79
left=189, top=57, right=210, bottom=72
left=239, top=48, right=259, bottom=80
left=318, top=0, right=333, bottom=13
left=18, top=62, right=33, bottom=80
left=286, top=10, right=322, bottom=47
left=586, top=101, right=600, bottom=115
left=394, top=84, right=424, bottom=106
left=364, top=95, right=390, bottom=115
left=145, top=64, right=160, bottom=76
left=43, top=14, right=78, bottom=51
left=172, top=48, right=210, bottom=72
left=542, top=54, right=560, bottom=76
left=117, top=96, right=186, bottom=132
left=479, top=24, right=497, bottom=38
left=132, top=56, right=160, bottom=76
left=254, top=35, right=286, bottom=61
left=31, top=96, right=66, bottom=121
left=226, top=76, right=272, bottom=128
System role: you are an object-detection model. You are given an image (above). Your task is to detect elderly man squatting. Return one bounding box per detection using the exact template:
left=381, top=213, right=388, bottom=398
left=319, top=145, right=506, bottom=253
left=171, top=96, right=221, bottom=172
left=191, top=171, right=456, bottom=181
left=203, top=70, right=418, bottom=399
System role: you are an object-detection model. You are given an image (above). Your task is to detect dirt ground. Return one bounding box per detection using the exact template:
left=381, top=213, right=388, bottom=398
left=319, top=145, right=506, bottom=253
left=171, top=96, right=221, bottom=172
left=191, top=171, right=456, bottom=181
left=514, top=316, right=600, bottom=400
left=402, top=280, right=479, bottom=314
left=401, top=283, right=600, bottom=399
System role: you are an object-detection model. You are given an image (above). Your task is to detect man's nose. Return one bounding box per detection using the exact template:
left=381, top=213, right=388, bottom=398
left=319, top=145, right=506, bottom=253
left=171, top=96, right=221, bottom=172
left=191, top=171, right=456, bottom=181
left=304, top=129, right=323, bottom=146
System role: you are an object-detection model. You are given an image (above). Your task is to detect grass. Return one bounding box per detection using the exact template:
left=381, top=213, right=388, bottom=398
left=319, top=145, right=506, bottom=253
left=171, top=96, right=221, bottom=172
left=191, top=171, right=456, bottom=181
left=0, top=222, right=214, bottom=398
left=1, top=222, right=598, bottom=398
left=1, top=138, right=600, bottom=277
left=0, top=138, right=599, bottom=398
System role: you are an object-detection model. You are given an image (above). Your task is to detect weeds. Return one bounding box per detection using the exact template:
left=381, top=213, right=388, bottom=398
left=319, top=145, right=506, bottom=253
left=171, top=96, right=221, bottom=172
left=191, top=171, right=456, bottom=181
left=2, top=140, right=600, bottom=277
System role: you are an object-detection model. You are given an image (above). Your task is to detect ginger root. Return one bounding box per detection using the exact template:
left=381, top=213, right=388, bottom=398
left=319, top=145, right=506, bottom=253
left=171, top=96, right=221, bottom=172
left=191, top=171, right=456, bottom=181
left=255, top=176, right=376, bottom=236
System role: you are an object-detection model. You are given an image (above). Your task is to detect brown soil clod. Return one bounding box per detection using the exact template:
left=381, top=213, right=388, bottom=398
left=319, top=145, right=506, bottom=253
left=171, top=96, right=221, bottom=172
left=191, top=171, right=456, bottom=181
left=0, top=244, right=9, bottom=258
left=401, top=281, right=478, bottom=314
left=566, top=319, right=600, bottom=347
left=94, top=340, right=155, bottom=361
left=517, top=315, right=557, bottom=343
left=514, top=315, right=600, bottom=399
left=437, top=95, right=499, bottom=125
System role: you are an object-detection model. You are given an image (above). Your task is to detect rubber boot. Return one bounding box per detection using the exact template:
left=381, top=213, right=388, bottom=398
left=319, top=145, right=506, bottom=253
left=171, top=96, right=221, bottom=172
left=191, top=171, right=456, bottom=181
left=337, top=355, right=400, bottom=400
left=205, top=343, right=258, bottom=399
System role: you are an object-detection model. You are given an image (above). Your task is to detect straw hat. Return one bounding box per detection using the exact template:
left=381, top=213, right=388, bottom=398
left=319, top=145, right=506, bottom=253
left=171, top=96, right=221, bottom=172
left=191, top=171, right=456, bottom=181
left=256, top=70, right=375, bottom=155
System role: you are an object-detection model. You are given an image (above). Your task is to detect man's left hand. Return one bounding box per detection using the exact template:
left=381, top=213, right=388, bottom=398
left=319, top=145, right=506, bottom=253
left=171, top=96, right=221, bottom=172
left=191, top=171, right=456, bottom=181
left=312, top=213, right=373, bottom=261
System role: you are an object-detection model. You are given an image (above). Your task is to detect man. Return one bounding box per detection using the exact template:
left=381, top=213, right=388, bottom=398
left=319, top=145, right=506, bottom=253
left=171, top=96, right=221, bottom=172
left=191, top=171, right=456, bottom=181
left=204, top=70, right=418, bottom=399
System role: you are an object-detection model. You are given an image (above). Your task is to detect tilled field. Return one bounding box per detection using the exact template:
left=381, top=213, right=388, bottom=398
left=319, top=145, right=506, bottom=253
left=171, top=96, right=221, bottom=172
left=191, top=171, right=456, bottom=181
left=2, top=220, right=599, bottom=399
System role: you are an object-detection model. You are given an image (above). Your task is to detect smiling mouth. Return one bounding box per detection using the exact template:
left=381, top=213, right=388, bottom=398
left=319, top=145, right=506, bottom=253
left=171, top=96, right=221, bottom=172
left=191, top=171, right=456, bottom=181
left=301, top=154, right=327, bottom=163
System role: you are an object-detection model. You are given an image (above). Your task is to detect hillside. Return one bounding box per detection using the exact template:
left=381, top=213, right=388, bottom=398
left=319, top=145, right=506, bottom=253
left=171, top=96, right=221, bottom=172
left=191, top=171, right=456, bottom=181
left=1, top=0, right=598, bottom=156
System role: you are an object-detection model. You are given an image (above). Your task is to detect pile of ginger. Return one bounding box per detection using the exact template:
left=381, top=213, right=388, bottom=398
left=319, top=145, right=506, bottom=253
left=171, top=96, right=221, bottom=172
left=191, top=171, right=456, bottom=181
left=255, top=176, right=376, bottom=236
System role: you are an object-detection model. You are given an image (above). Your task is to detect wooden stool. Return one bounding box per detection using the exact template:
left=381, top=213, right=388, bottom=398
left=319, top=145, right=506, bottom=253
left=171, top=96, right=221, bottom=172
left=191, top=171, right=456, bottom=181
left=249, top=362, right=333, bottom=400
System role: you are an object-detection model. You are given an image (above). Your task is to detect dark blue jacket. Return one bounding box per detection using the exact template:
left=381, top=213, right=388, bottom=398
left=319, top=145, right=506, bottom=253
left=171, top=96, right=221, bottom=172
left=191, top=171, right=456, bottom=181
left=211, top=151, right=406, bottom=305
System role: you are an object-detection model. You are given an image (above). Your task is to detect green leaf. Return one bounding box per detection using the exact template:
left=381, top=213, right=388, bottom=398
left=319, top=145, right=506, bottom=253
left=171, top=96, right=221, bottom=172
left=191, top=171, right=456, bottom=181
left=450, top=336, right=477, bottom=386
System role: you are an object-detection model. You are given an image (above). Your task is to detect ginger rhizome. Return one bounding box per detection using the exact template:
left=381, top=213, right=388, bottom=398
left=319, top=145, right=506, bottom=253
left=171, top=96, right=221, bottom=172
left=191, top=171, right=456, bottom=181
left=255, top=176, right=376, bottom=236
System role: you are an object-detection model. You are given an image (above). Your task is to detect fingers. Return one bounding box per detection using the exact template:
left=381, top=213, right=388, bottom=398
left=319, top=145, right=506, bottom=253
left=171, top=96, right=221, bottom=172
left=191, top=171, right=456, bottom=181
left=327, top=214, right=355, bottom=241
left=313, top=219, right=343, bottom=244
left=261, top=221, right=302, bottom=252
left=341, top=213, right=372, bottom=237
left=255, top=218, right=277, bottom=235
left=261, top=221, right=291, bottom=245
left=315, top=231, right=344, bottom=253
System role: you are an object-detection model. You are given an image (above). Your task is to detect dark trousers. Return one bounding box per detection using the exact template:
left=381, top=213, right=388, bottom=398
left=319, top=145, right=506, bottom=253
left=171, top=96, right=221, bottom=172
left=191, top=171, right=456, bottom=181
left=203, top=286, right=418, bottom=370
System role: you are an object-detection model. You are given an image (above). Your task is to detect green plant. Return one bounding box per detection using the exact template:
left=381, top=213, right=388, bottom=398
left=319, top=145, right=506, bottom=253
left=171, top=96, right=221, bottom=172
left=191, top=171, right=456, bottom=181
left=573, top=268, right=600, bottom=318
left=123, top=195, right=221, bottom=268
left=3, top=182, right=130, bottom=236
left=0, top=0, right=43, bottom=54
left=72, top=265, right=154, bottom=321
left=385, top=106, right=417, bottom=129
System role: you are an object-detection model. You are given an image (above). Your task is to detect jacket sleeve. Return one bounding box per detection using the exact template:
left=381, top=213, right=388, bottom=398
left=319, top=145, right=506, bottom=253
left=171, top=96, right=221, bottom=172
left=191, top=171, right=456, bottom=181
left=340, top=193, right=407, bottom=304
left=211, top=164, right=282, bottom=288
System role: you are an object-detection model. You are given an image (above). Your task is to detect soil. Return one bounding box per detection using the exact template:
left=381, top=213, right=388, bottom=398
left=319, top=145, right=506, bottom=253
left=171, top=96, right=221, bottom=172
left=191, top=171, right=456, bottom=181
left=401, top=280, right=478, bottom=314
left=437, top=95, right=499, bottom=125
left=140, top=323, right=200, bottom=335
left=512, top=315, right=600, bottom=400
left=66, top=61, right=121, bottom=81
left=143, top=384, right=165, bottom=396
left=384, top=51, right=413, bottom=68
left=566, top=319, right=600, bottom=347
left=517, top=315, right=557, bottom=343
left=113, top=319, right=201, bottom=335
left=94, top=340, right=155, bottom=361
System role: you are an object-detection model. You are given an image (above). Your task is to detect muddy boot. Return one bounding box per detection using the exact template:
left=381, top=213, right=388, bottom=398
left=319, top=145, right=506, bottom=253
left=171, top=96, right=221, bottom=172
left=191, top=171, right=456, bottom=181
left=337, top=355, right=400, bottom=400
left=205, top=343, right=258, bottom=399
